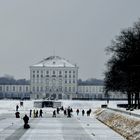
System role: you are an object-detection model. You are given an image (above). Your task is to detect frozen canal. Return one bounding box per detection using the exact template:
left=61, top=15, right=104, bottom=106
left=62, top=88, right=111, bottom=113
left=0, top=100, right=126, bottom=140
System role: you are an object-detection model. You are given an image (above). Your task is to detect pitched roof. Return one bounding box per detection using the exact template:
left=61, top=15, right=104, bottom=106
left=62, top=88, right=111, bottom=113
left=32, top=56, right=76, bottom=68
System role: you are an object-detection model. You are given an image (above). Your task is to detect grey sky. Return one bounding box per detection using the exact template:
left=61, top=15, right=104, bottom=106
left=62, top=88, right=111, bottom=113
left=0, top=0, right=140, bottom=80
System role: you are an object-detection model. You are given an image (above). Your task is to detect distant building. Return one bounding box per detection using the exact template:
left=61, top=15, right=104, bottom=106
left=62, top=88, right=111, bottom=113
left=77, top=85, right=104, bottom=99
left=77, top=85, right=127, bottom=100
left=30, top=56, right=78, bottom=99
left=0, top=84, right=30, bottom=99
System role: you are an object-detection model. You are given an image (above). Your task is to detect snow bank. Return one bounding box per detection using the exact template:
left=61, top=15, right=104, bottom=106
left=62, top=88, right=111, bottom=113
left=95, top=109, right=140, bottom=140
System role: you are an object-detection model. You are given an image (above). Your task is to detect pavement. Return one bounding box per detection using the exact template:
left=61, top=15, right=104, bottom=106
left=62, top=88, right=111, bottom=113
left=0, top=110, right=125, bottom=140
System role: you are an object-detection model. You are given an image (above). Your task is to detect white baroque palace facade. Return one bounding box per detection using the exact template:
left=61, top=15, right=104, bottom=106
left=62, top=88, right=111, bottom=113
left=30, top=56, right=78, bottom=99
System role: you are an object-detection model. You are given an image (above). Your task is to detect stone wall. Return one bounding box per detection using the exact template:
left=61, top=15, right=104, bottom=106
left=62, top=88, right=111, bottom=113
left=94, top=109, right=140, bottom=140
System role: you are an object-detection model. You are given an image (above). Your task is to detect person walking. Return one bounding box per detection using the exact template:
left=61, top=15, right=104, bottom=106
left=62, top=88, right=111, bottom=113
left=82, top=109, right=85, bottom=116
left=16, top=105, right=19, bottom=111
left=15, top=111, right=20, bottom=118
left=36, top=110, right=38, bottom=117
left=23, top=114, right=30, bottom=129
left=33, top=110, right=36, bottom=118
left=52, top=110, right=56, bottom=117
left=57, top=107, right=60, bottom=114
left=39, top=109, right=43, bottom=117
left=76, top=109, right=79, bottom=116
left=29, top=109, right=32, bottom=117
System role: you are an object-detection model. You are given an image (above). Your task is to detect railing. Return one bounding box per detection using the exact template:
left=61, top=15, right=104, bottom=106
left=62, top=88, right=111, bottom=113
left=107, top=107, right=140, bottom=118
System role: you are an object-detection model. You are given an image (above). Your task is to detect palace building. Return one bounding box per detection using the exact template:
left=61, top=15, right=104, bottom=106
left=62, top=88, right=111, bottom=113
left=0, top=56, right=127, bottom=100
left=30, top=56, right=78, bottom=99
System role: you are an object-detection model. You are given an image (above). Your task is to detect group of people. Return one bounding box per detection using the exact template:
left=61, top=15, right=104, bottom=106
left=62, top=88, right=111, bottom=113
left=52, top=106, right=92, bottom=118
left=76, top=108, right=92, bottom=116
left=52, top=106, right=73, bottom=117
left=29, top=109, right=43, bottom=118
left=15, top=104, right=92, bottom=129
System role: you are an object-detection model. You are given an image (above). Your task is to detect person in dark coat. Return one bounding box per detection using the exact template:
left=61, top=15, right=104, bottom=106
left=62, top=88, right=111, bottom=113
left=70, top=108, right=73, bottom=113
left=52, top=110, right=56, bottom=117
left=57, top=107, right=60, bottom=114
left=61, top=106, right=64, bottom=111
left=76, top=109, right=79, bottom=115
left=15, top=111, right=20, bottom=118
left=82, top=110, right=85, bottom=116
left=36, top=110, right=38, bottom=117
left=64, top=109, right=67, bottom=115
left=16, top=105, right=19, bottom=111
left=87, top=109, right=92, bottom=116
left=23, top=114, right=30, bottom=129
left=29, top=109, right=32, bottom=117
left=39, top=109, right=43, bottom=117
left=67, top=108, right=71, bottom=117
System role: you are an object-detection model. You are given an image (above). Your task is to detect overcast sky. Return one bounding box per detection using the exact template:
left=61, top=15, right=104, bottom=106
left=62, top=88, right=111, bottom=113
left=0, top=0, right=140, bottom=80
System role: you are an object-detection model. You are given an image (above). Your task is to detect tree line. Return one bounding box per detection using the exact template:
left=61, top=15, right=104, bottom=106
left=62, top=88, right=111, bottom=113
left=105, top=19, right=140, bottom=109
left=78, top=78, right=104, bottom=85
left=0, top=75, right=30, bottom=85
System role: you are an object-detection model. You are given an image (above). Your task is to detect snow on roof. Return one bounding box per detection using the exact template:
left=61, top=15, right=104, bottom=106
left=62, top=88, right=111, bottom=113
left=32, top=56, right=76, bottom=68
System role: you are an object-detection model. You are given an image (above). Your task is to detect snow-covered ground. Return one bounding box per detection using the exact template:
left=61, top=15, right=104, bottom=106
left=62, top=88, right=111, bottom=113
left=0, top=99, right=126, bottom=140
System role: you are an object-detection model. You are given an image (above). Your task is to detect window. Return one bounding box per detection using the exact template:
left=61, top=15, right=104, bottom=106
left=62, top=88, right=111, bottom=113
left=59, top=71, right=62, bottom=77
left=37, top=71, right=39, bottom=73
left=33, top=70, right=35, bottom=73
left=59, top=87, right=62, bottom=92
left=53, top=71, right=55, bottom=74
left=69, top=75, right=71, bottom=78
left=41, top=74, right=43, bottom=78
left=69, top=71, right=71, bottom=73
left=86, top=87, right=88, bottom=92
left=40, top=87, right=43, bottom=92
left=0, top=86, right=2, bottom=91
left=33, top=74, right=35, bottom=78
left=19, top=86, right=22, bottom=92
left=13, top=86, right=15, bottom=91
left=33, top=87, right=35, bottom=92
left=65, top=71, right=67, bottom=73
left=37, top=87, right=39, bottom=92
left=69, top=87, right=71, bottom=92
left=46, top=71, right=49, bottom=74
left=73, top=87, right=75, bottom=92
left=26, top=87, right=28, bottom=92
left=46, top=86, right=48, bottom=91
left=65, top=87, right=67, bottom=92
left=6, top=86, right=9, bottom=91
left=37, top=75, right=39, bottom=78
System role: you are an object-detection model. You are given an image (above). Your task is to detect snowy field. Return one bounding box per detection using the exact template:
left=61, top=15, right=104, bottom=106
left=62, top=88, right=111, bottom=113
left=0, top=99, right=126, bottom=140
